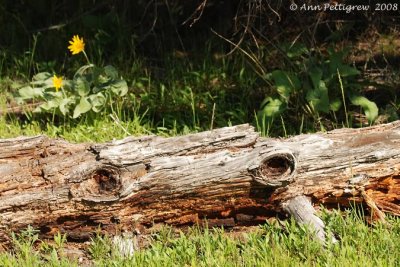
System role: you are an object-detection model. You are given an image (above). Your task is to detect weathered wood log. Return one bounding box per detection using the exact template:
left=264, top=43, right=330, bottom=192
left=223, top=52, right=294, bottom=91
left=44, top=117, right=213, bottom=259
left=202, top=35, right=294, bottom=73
left=1, top=122, right=400, bottom=245
left=0, top=102, right=42, bottom=116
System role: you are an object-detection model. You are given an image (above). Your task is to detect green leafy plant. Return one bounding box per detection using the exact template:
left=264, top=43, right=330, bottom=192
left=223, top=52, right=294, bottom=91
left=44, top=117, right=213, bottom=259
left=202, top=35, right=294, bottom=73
left=16, top=35, right=128, bottom=118
left=258, top=45, right=378, bottom=129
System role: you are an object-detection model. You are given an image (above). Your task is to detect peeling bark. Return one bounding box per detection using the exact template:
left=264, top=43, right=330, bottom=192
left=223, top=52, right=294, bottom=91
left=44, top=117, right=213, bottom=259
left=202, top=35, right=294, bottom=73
left=1, top=122, right=400, bottom=244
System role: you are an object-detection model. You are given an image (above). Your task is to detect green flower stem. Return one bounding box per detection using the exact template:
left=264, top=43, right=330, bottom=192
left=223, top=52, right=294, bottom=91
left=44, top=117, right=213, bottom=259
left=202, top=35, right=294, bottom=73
left=60, top=87, right=67, bottom=98
left=82, top=50, right=91, bottom=65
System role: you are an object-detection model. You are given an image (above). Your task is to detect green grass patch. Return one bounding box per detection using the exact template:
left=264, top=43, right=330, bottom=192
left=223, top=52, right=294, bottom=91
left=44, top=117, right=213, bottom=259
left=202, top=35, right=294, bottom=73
left=1, top=210, right=399, bottom=266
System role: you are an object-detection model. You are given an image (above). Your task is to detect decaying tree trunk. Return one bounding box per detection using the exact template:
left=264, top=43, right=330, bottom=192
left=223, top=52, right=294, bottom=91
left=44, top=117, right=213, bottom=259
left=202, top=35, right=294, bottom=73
left=1, top=122, right=400, bottom=245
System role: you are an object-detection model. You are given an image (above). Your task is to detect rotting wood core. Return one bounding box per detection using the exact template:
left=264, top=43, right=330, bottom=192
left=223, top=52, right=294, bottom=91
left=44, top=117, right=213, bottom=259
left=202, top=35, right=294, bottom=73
left=92, top=169, right=120, bottom=192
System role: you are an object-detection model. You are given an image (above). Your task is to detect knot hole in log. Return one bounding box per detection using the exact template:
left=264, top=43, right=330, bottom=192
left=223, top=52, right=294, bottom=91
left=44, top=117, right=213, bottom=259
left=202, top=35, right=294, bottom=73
left=70, top=167, right=121, bottom=203
left=93, top=169, right=119, bottom=193
left=251, top=151, right=297, bottom=187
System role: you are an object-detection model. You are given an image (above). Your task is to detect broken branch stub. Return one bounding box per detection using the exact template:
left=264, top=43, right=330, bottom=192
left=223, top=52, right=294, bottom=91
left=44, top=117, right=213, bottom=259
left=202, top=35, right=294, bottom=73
left=283, top=195, right=337, bottom=244
left=0, top=122, right=400, bottom=244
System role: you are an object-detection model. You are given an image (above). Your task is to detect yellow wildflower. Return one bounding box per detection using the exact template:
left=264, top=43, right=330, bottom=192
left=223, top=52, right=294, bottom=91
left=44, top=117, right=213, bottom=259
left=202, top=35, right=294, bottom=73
left=68, top=35, right=85, bottom=55
left=53, top=75, right=63, bottom=91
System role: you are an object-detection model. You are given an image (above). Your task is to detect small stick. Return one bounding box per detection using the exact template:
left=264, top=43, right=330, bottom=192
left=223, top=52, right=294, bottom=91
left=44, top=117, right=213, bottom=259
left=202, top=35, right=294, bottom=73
left=210, top=102, right=216, bottom=130
left=361, top=189, right=387, bottom=224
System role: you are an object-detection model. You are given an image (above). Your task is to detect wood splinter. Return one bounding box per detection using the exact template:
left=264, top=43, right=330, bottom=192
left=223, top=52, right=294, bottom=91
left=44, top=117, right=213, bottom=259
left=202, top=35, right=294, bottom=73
left=361, top=189, right=387, bottom=224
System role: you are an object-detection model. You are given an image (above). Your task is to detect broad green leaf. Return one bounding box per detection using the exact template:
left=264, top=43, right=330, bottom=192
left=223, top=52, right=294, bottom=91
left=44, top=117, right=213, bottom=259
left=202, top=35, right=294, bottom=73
left=306, top=80, right=329, bottom=113
left=89, top=93, right=106, bottom=112
left=11, top=81, right=23, bottom=90
left=349, top=94, right=378, bottom=123
left=91, top=67, right=105, bottom=85
left=33, top=72, right=52, bottom=81
left=59, top=97, right=75, bottom=115
left=258, top=97, right=286, bottom=119
left=74, top=64, right=95, bottom=80
left=97, top=74, right=111, bottom=84
left=33, top=106, right=42, bottom=113
left=32, top=73, right=60, bottom=89
left=39, top=99, right=61, bottom=111
left=73, top=97, right=92, bottom=118
left=18, top=86, right=43, bottom=99
left=92, top=86, right=103, bottom=93
left=110, top=79, right=128, bottom=96
left=328, top=49, right=346, bottom=75
left=75, top=76, right=90, bottom=97
left=61, top=79, right=74, bottom=91
left=271, top=70, right=300, bottom=100
left=330, top=98, right=342, bottom=112
left=104, top=65, right=118, bottom=80
left=283, top=43, right=308, bottom=58
left=14, top=97, right=24, bottom=105
left=45, top=91, right=63, bottom=98
left=337, top=65, right=360, bottom=77
left=327, top=48, right=359, bottom=78
left=309, top=67, right=323, bottom=90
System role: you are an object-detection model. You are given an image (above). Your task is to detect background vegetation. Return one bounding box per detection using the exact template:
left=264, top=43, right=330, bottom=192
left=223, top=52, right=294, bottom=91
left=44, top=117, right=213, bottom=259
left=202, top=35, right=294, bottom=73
left=1, top=0, right=400, bottom=138
left=1, top=0, right=400, bottom=265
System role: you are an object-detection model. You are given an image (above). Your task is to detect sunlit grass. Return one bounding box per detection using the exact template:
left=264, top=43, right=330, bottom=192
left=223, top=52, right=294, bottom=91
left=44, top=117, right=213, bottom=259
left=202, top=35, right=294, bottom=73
left=0, top=114, right=153, bottom=142
left=1, top=210, right=399, bottom=266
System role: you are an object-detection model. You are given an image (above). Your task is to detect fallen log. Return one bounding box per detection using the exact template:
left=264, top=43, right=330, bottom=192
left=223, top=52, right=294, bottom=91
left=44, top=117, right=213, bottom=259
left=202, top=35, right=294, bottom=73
left=0, top=102, right=42, bottom=116
left=1, top=122, right=399, bottom=245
